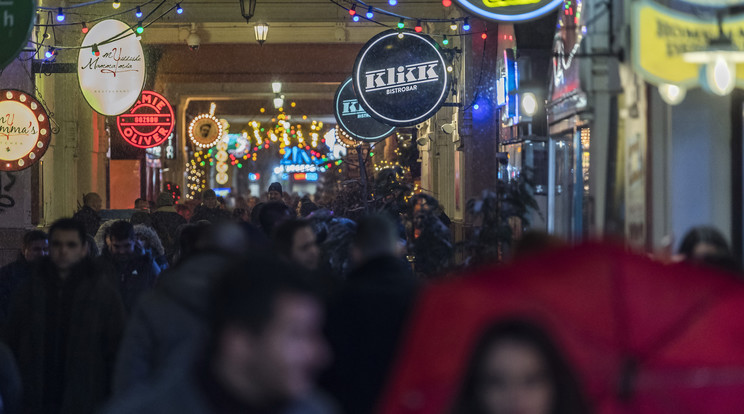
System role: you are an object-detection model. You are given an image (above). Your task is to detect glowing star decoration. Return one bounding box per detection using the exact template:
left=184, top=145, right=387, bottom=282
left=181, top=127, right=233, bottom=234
left=116, top=91, right=175, bottom=148
left=78, top=20, right=146, bottom=116
left=188, top=114, right=223, bottom=149
left=0, top=90, right=52, bottom=171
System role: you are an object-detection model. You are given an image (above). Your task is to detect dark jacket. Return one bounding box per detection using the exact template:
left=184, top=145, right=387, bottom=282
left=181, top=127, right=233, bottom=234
left=3, top=257, right=126, bottom=414
left=190, top=206, right=230, bottom=224
left=97, top=249, right=160, bottom=314
left=0, top=341, right=21, bottom=414
left=0, top=256, right=31, bottom=324
left=151, top=208, right=186, bottom=260
left=321, top=255, right=419, bottom=414
left=112, top=253, right=232, bottom=396
left=72, top=205, right=101, bottom=237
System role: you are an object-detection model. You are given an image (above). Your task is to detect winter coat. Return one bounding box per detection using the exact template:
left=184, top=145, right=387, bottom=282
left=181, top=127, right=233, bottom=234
left=97, top=249, right=160, bottom=314
left=0, top=341, right=21, bottom=414
left=112, top=252, right=232, bottom=396
left=3, top=257, right=126, bottom=414
left=190, top=205, right=230, bottom=224
left=0, top=256, right=31, bottom=324
left=151, top=209, right=186, bottom=260
left=321, top=255, right=420, bottom=414
left=105, top=362, right=335, bottom=414
left=72, top=205, right=101, bottom=237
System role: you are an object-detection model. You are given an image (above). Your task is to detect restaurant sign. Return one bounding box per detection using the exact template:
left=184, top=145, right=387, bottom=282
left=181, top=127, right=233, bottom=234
left=116, top=91, right=174, bottom=149
left=0, top=0, right=35, bottom=70
left=334, top=77, right=395, bottom=142
left=353, top=30, right=449, bottom=127
left=0, top=90, right=52, bottom=171
left=78, top=19, right=146, bottom=116
left=452, top=0, right=562, bottom=23
left=632, top=0, right=744, bottom=87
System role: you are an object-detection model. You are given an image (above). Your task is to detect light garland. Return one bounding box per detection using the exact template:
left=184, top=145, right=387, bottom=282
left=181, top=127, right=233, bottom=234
left=188, top=113, right=223, bottom=149
left=185, top=157, right=207, bottom=199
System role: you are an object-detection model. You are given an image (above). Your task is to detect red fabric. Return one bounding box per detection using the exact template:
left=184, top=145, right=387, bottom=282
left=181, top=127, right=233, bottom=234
left=378, top=243, right=744, bottom=414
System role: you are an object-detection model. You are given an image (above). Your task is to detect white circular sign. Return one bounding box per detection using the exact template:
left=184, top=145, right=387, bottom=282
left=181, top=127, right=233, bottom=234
left=0, top=90, right=52, bottom=171
left=78, top=19, right=146, bottom=116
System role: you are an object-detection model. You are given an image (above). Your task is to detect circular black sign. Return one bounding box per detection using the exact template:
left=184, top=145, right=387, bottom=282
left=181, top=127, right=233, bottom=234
left=353, top=30, right=450, bottom=127
left=334, top=77, right=396, bottom=142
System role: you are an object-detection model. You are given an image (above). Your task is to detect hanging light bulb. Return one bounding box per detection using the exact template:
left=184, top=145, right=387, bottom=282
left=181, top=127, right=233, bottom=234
left=366, top=7, right=373, bottom=19
left=348, top=4, right=356, bottom=16
left=135, top=6, right=142, bottom=18
left=705, top=55, right=735, bottom=96
left=442, top=0, right=452, bottom=6
left=658, top=83, right=686, bottom=105
left=388, top=0, right=397, bottom=5
left=462, top=18, right=470, bottom=31
left=56, top=8, right=65, bottom=22
left=442, top=35, right=449, bottom=45
left=397, top=18, right=405, bottom=29
left=136, top=21, right=144, bottom=34
left=481, top=32, right=487, bottom=40
left=450, top=19, right=457, bottom=31
left=112, top=0, right=121, bottom=9
left=414, top=20, right=422, bottom=33
left=81, top=22, right=89, bottom=33
left=45, top=47, right=55, bottom=59
left=92, top=44, right=100, bottom=56
left=176, top=3, right=183, bottom=14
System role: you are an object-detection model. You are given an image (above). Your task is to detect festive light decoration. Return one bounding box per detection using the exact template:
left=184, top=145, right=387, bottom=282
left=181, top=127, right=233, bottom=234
left=185, top=158, right=207, bottom=199
left=136, top=21, right=144, bottom=34
left=92, top=44, right=100, bottom=56
left=397, top=18, right=405, bottom=29
left=463, top=18, right=470, bottom=31
left=353, top=15, right=360, bottom=22
left=188, top=113, right=223, bottom=149
left=366, top=7, right=374, bottom=19
left=56, top=8, right=65, bottom=22
left=45, top=47, right=55, bottom=59
left=349, top=4, right=356, bottom=15
left=135, top=6, right=143, bottom=18
left=389, top=0, right=397, bottom=5
left=176, top=3, right=183, bottom=14
left=442, top=35, right=449, bottom=45
left=414, top=20, right=423, bottom=32
left=481, top=32, right=487, bottom=39
left=442, top=0, right=452, bottom=7
left=113, top=0, right=121, bottom=9
left=81, top=22, right=89, bottom=33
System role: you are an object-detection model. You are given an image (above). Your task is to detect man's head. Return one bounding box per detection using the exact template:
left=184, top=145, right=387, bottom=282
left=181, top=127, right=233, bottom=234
left=273, top=219, right=320, bottom=271
left=208, top=258, right=328, bottom=404
left=268, top=182, right=283, bottom=202
left=49, top=218, right=88, bottom=273
left=202, top=189, right=218, bottom=209
left=83, top=192, right=103, bottom=212
left=352, top=214, right=402, bottom=265
left=107, top=220, right=136, bottom=256
left=258, top=202, right=292, bottom=237
left=134, top=198, right=149, bottom=210
left=22, top=230, right=49, bottom=262
left=200, top=124, right=211, bottom=138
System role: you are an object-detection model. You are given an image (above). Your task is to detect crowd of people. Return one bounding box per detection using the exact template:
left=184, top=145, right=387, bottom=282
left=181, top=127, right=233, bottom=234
left=0, top=181, right=739, bottom=414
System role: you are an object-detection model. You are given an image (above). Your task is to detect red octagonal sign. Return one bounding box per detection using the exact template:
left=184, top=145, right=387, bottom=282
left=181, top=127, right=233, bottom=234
left=117, top=91, right=175, bottom=149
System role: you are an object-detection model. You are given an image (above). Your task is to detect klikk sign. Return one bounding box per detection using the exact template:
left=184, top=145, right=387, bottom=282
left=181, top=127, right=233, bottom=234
left=353, top=30, right=449, bottom=127
left=334, top=77, right=395, bottom=142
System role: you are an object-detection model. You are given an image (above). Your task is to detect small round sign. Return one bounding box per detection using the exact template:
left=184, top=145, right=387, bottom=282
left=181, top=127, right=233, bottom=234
left=0, top=0, right=35, bottom=70
left=188, top=114, right=223, bottom=149
left=453, top=0, right=563, bottom=22
left=334, top=77, right=395, bottom=143
left=0, top=90, right=52, bottom=171
left=353, top=30, right=450, bottom=127
left=116, top=91, right=175, bottom=149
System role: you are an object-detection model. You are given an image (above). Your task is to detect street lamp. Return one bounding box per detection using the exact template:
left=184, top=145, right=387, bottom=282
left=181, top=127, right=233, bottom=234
left=658, top=83, right=687, bottom=105
left=682, top=14, right=744, bottom=96
left=239, top=0, right=256, bottom=23
left=254, top=22, right=269, bottom=46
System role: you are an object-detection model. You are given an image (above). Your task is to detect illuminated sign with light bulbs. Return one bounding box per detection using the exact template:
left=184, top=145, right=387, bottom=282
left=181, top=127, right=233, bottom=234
left=188, top=114, right=223, bottom=149
left=116, top=91, right=175, bottom=149
left=0, top=90, right=52, bottom=171
left=452, top=0, right=562, bottom=22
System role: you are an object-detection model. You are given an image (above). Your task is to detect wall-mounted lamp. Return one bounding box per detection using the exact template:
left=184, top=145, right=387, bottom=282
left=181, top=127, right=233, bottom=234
left=254, top=22, right=269, bottom=46
left=682, top=14, right=744, bottom=96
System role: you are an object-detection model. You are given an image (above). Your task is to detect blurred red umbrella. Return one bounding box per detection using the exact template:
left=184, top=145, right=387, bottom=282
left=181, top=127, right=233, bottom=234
left=378, top=243, right=744, bottom=414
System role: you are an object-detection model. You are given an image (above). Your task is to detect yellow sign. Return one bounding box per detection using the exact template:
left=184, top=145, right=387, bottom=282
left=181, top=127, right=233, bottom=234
left=632, top=0, right=744, bottom=87
left=482, top=0, right=539, bottom=6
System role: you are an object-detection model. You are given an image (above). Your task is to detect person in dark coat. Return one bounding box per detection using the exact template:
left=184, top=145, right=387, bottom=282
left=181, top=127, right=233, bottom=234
left=3, top=218, right=126, bottom=414
left=151, top=193, right=186, bottom=261
left=105, top=256, right=334, bottom=414
left=0, top=230, right=48, bottom=323
left=97, top=220, right=160, bottom=314
left=321, top=214, right=419, bottom=414
left=190, top=189, right=231, bottom=224
left=72, top=192, right=102, bottom=237
left=0, top=341, right=21, bottom=414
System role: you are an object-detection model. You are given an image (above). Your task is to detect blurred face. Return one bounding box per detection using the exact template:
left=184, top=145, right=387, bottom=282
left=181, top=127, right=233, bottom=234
left=291, top=227, right=320, bottom=271
left=89, top=195, right=103, bottom=212
left=203, top=196, right=219, bottom=209
left=110, top=237, right=136, bottom=256
left=218, top=294, right=328, bottom=402
left=135, top=200, right=149, bottom=210
left=50, top=230, right=87, bottom=273
left=268, top=190, right=282, bottom=202
left=23, top=239, right=49, bottom=262
left=478, top=340, right=554, bottom=414
left=692, top=242, right=725, bottom=261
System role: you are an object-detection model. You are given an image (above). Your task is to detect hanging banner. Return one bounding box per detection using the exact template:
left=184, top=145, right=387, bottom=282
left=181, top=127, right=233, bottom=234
left=0, top=90, right=52, bottom=171
left=453, top=0, right=562, bottom=23
left=334, top=77, right=395, bottom=143
left=353, top=30, right=449, bottom=128
left=116, top=91, right=175, bottom=149
left=0, top=0, right=35, bottom=70
left=632, top=0, right=744, bottom=87
left=78, top=19, right=146, bottom=116
left=188, top=114, right=223, bottom=149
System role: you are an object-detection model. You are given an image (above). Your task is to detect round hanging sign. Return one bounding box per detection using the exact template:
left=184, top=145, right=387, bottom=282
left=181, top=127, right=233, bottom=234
left=334, top=77, right=395, bottom=142
left=0, top=90, right=52, bottom=171
left=78, top=19, right=146, bottom=116
left=116, top=91, right=175, bottom=149
left=453, top=0, right=563, bottom=22
left=0, top=0, right=35, bottom=70
left=353, top=30, right=450, bottom=127
left=188, top=114, right=223, bottom=149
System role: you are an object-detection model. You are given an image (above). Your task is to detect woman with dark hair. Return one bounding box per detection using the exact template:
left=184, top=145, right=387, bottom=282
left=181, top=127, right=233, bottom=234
left=677, top=226, right=738, bottom=272
left=450, top=319, right=590, bottom=414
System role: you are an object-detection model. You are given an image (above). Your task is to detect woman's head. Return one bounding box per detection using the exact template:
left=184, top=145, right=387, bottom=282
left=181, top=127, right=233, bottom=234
left=678, top=226, right=731, bottom=263
left=451, top=319, right=588, bottom=414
